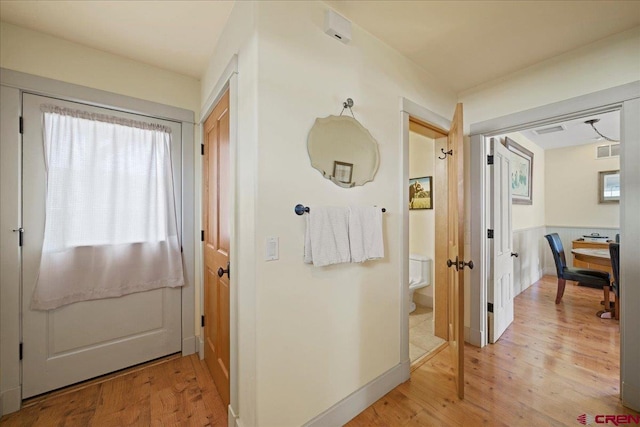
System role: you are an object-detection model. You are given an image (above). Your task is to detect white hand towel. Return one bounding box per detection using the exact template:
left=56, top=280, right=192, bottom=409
left=304, top=207, right=351, bottom=267
left=348, top=206, right=384, bottom=263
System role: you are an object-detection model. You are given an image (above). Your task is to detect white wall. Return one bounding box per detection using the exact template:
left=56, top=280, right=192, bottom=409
left=503, top=132, right=546, bottom=230
left=545, top=142, right=620, bottom=227
left=409, top=131, right=435, bottom=303
left=250, top=2, right=456, bottom=425
left=0, top=22, right=200, bottom=115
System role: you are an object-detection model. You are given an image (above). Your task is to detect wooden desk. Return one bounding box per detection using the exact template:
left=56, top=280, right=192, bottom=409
left=572, top=240, right=613, bottom=277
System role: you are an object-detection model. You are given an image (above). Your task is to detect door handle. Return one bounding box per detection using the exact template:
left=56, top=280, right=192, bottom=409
left=217, top=262, right=230, bottom=279
left=458, top=259, right=474, bottom=270
left=447, top=257, right=460, bottom=271
left=511, top=252, right=519, bottom=258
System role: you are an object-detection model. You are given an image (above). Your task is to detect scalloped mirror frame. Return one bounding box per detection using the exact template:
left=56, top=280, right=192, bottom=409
left=307, top=115, right=380, bottom=188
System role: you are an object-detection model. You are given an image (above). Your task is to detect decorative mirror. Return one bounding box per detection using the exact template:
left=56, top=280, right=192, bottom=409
left=307, top=100, right=380, bottom=188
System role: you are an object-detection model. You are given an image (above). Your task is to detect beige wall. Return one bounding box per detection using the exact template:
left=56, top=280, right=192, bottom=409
left=545, top=142, right=619, bottom=227
left=0, top=22, right=200, bottom=115
left=250, top=2, right=456, bottom=425
left=409, top=131, right=435, bottom=300
left=461, top=27, right=640, bottom=128
left=503, top=132, right=546, bottom=231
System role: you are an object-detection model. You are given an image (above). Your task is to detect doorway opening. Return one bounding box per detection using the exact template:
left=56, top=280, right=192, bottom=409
left=407, top=118, right=447, bottom=364
left=484, top=109, right=622, bottom=345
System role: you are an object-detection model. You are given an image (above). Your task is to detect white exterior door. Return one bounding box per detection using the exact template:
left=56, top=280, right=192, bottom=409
left=488, top=137, right=514, bottom=343
left=21, top=94, right=182, bottom=398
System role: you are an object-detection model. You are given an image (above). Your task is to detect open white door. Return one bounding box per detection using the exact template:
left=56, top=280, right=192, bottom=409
left=488, top=137, right=514, bottom=343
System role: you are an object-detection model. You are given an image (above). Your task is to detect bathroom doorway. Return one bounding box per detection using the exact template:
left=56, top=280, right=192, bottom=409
left=408, top=118, right=446, bottom=364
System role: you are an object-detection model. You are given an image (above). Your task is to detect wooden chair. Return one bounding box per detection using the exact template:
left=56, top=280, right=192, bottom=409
left=544, top=233, right=610, bottom=304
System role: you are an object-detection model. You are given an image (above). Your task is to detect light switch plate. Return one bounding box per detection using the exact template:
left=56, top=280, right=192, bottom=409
left=265, top=237, right=279, bottom=261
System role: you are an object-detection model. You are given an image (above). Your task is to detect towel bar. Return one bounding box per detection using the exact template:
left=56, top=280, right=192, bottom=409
left=294, top=204, right=386, bottom=215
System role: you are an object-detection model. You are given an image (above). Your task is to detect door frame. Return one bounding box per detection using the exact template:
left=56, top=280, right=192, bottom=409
left=469, top=81, right=639, bottom=346
left=0, top=68, right=196, bottom=415
left=400, top=98, right=452, bottom=368
left=198, top=56, right=239, bottom=427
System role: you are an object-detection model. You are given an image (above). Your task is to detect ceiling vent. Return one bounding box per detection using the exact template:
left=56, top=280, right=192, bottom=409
left=534, top=125, right=565, bottom=135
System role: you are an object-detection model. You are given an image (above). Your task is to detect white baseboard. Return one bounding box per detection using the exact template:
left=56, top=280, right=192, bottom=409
left=303, top=361, right=410, bottom=427
left=182, top=335, right=197, bottom=356
left=198, top=336, right=205, bottom=360
left=622, top=380, right=640, bottom=412
left=465, top=326, right=484, bottom=347
left=228, top=403, right=239, bottom=427
left=1, top=386, right=21, bottom=416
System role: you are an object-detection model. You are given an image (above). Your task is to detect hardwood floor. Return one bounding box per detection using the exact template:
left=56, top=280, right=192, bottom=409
left=348, top=275, right=637, bottom=426
left=2, top=276, right=636, bottom=426
left=0, top=354, right=227, bottom=426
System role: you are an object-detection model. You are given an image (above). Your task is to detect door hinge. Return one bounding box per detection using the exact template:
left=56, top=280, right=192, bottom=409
left=487, top=229, right=494, bottom=239
left=201, top=230, right=204, bottom=242
left=180, top=245, right=183, bottom=253
left=201, top=144, right=204, bottom=155
left=487, top=155, right=494, bottom=165
left=19, top=116, right=24, bottom=134
left=488, top=303, right=494, bottom=313
left=201, top=315, right=205, bottom=327
left=19, top=342, right=23, bottom=360
left=12, top=227, right=24, bottom=246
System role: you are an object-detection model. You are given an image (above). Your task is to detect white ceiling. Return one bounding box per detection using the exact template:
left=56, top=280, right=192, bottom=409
left=1, top=1, right=638, bottom=92
left=515, top=110, right=620, bottom=150
left=327, top=1, right=640, bottom=92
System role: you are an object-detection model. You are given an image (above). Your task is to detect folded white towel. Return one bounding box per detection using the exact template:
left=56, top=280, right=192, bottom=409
left=304, top=207, right=351, bottom=267
left=348, top=206, right=384, bottom=263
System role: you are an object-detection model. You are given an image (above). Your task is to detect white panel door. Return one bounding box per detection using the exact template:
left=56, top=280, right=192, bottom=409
left=21, top=94, right=182, bottom=398
left=489, top=137, right=514, bottom=343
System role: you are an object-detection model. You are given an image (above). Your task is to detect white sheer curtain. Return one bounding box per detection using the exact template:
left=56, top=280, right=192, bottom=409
left=31, top=106, right=184, bottom=310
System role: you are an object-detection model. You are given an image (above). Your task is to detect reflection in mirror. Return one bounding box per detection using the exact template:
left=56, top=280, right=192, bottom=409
left=307, top=116, right=380, bottom=188
left=599, top=170, right=620, bottom=204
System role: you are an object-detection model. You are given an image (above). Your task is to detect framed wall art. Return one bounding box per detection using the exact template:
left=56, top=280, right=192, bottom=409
left=506, top=137, right=533, bottom=205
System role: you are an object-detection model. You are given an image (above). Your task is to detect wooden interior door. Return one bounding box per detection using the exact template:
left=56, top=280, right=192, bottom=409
left=203, top=90, right=231, bottom=408
left=446, top=103, right=465, bottom=399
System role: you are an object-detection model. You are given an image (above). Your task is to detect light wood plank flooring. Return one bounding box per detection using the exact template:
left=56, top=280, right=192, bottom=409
left=2, top=276, right=636, bottom=426
left=348, top=275, right=637, bottom=426
left=0, top=354, right=227, bottom=426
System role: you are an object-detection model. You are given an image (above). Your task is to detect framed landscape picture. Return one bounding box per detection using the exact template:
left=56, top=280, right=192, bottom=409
left=409, top=176, right=432, bottom=210
left=506, top=137, right=533, bottom=205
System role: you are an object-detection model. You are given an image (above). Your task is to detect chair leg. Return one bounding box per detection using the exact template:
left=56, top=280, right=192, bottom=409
left=555, top=278, right=566, bottom=304
left=604, top=285, right=611, bottom=314
left=615, top=295, right=620, bottom=320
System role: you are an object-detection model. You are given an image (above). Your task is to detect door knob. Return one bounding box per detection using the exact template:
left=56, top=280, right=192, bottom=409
left=446, top=257, right=460, bottom=271
left=217, top=262, right=230, bottom=279
left=458, top=259, right=474, bottom=270
left=511, top=252, right=519, bottom=258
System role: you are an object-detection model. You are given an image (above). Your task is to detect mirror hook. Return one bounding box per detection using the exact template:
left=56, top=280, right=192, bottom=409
left=340, top=98, right=356, bottom=119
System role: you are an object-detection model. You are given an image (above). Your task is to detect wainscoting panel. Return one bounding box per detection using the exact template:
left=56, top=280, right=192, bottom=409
left=512, top=226, right=546, bottom=296
left=543, top=226, right=619, bottom=273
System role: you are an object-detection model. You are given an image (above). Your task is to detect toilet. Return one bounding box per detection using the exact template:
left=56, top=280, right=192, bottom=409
left=409, top=254, right=432, bottom=313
